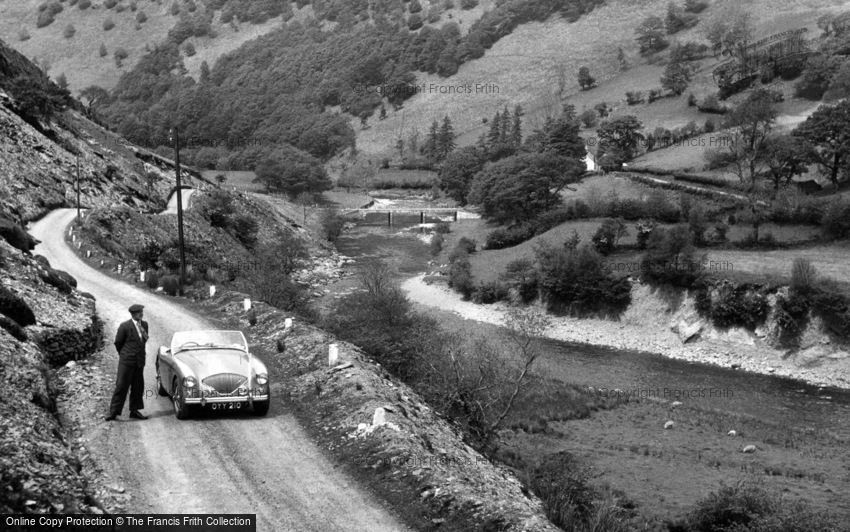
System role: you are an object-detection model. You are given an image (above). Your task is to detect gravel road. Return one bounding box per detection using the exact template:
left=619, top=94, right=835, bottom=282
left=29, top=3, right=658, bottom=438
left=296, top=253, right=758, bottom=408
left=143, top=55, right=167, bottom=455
left=31, top=209, right=407, bottom=532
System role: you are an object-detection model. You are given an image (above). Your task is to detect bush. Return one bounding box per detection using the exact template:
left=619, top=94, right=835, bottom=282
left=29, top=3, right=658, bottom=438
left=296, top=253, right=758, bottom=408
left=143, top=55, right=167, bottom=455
left=591, top=218, right=627, bottom=255
left=640, top=225, right=703, bottom=288
left=145, top=270, right=159, bottom=289
left=710, top=284, right=769, bottom=329
left=430, top=232, right=444, bottom=256
left=63, top=24, right=76, bottom=38
left=536, top=243, right=632, bottom=316
left=78, top=0, right=91, bottom=9
left=0, top=315, right=28, bottom=341
left=687, top=93, right=697, bottom=107
left=99, top=43, right=108, bottom=57
left=103, top=18, right=116, bottom=31
left=114, top=47, right=129, bottom=67
left=408, top=13, right=423, bottom=30
left=104, top=0, right=117, bottom=8
left=460, top=0, right=478, bottom=8
left=676, top=479, right=841, bottom=531
left=698, top=94, right=728, bottom=114
left=791, top=258, right=817, bottom=291
left=500, top=258, right=538, bottom=303
left=529, top=452, right=597, bottom=528
left=36, top=10, right=56, bottom=28
left=455, top=237, right=476, bottom=255
left=821, top=198, right=850, bottom=239
left=161, top=275, right=180, bottom=296
left=0, top=286, right=37, bottom=326
left=775, top=290, right=811, bottom=346
left=810, top=288, right=850, bottom=338
left=434, top=221, right=451, bottom=234
left=230, top=214, right=258, bottom=249
left=18, top=29, right=31, bottom=41
left=471, top=281, right=508, bottom=304
left=626, top=91, right=645, bottom=105
left=647, top=88, right=664, bottom=103
left=448, top=251, right=474, bottom=299
left=136, top=11, right=148, bottom=23
left=320, top=208, right=347, bottom=243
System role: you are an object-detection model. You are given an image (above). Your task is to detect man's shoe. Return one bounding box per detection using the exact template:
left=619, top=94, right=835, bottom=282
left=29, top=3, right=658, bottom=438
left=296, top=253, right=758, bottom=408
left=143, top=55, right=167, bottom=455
left=105, top=414, right=117, bottom=421
left=129, top=411, right=148, bottom=420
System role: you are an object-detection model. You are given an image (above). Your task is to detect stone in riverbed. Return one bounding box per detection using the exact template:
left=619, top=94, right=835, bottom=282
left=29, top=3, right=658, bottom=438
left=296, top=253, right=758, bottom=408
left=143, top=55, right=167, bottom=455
left=664, top=420, right=675, bottom=429
left=742, top=444, right=756, bottom=453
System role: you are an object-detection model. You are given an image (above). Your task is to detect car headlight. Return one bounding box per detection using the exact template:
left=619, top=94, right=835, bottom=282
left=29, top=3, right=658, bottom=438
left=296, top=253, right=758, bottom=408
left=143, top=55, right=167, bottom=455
left=256, top=374, right=268, bottom=385
left=183, top=376, right=197, bottom=388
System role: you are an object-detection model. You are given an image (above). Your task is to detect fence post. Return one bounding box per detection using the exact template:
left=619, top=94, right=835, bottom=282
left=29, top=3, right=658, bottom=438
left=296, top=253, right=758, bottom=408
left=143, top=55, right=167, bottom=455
left=387, top=212, right=392, bottom=226
left=453, top=211, right=458, bottom=222
left=420, top=211, right=424, bottom=224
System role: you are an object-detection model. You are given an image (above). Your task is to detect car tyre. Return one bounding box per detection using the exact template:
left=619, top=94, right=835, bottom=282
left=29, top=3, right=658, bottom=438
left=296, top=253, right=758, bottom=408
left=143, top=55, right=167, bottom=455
left=252, top=398, right=270, bottom=417
left=156, top=374, right=169, bottom=397
left=172, top=379, right=191, bottom=420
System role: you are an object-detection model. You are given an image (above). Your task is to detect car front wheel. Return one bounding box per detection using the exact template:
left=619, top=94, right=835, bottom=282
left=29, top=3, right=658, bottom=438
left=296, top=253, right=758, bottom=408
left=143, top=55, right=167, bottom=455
left=252, top=398, right=270, bottom=417
left=172, top=380, right=191, bottom=420
left=156, top=374, right=169, bottom=397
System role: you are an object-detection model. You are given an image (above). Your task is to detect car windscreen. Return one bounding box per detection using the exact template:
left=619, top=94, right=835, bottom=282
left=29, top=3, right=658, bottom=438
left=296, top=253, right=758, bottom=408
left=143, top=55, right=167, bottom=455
left=171, top=330, right=247, bottom=353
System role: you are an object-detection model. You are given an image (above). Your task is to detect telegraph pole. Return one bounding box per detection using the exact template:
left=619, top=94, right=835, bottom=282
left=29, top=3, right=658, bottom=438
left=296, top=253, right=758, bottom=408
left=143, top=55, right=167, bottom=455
left=75, top=154, right=81, bottom=224
left=171, top=127, right=187, bottom=296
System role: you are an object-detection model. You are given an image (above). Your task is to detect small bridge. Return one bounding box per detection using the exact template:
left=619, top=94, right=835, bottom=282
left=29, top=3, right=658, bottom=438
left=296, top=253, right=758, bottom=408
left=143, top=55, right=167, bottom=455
left=342, top=208, right=477, bottom=225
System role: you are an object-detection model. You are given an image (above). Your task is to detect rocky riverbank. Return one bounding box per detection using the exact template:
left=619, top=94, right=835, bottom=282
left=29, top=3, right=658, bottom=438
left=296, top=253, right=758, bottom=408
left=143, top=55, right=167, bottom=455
left=401, top=275, right=850, bottom=391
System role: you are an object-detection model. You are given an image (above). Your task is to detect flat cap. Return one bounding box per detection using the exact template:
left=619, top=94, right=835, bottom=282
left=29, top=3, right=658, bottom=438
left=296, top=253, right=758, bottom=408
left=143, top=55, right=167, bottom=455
left=128, top=304, right=144, bottom=313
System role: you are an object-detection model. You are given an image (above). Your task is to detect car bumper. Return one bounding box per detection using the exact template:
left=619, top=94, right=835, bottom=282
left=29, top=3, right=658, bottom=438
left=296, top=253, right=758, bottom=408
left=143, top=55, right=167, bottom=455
left=186, top=394, right=269, bottom=405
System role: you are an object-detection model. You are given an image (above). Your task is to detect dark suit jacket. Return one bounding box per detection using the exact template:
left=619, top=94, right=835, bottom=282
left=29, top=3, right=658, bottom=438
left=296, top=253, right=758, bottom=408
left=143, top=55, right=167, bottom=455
left=114, top=319, right=149, bottom=367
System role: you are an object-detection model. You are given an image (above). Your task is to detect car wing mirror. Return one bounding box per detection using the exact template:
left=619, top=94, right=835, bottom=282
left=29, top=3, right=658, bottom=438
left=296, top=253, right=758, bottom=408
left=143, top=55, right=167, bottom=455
left=159, top=346, right=171, bottom=357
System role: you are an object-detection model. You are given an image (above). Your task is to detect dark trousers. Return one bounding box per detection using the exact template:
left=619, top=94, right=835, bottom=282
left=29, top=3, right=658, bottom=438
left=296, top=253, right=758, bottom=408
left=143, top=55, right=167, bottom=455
left=109, top=362, right=145, bottom=415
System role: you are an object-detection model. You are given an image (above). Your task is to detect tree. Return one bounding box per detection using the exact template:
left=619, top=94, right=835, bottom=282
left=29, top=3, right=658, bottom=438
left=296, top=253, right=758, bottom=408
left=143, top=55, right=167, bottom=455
left=7, top=74, right=70, bottom=122
left=617, top=47, right=629, bottom=70
left=762, top=135, right=810, bottom=192
left=469, top=152, right=584, bottom=224
left=55, top=73, right=69, bottom=91
left=540, top=106, right=585, bottom=160
left=723, top=89, right=779, bottom=189
left=795, top=54, right=844, bottom=100
left=704, top=7, right=753, bottom=56
left=99, top=42, right=108, bottom=57
left=823, top=60, right=850, bottom=102
left=597, top=115, right=644, bottom=167
left=438, top=146, right=484, bottom=204
left=199, top=60, right=211, bottom=84
left=499, top=106, right=511, bottom=144
left=253, top=146, right=332, bottom=196
left=79, top=85, right=110, bottom=116
left=423, top=120, right=440, bottom=161
left=665, top=2, right=698, bottom=34
left=661, top=58, right=691, bottom=95
left=635, top=16, right=668, bottom=55
left=437, top=115, right=456, bottom=160
left=510, top=104, right=523, bottom=147
left=577, top=66, right=596, bottom=90
left=487, top=110, right=501, bottom=146
left=63, top=23, right=76, bottom=39
left=793, top=100, right=850, bottom=188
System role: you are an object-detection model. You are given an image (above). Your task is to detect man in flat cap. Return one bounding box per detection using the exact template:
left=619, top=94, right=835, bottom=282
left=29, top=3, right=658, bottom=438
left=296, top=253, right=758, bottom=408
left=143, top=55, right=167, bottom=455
left=106, top=304, right=150, bottom=421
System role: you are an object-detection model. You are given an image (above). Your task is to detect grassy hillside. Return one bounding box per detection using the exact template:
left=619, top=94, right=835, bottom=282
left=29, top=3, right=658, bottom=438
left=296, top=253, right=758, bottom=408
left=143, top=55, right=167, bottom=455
left=0, top=0, right=292, bottom=93
left=356, top=0, right=850, bottom=157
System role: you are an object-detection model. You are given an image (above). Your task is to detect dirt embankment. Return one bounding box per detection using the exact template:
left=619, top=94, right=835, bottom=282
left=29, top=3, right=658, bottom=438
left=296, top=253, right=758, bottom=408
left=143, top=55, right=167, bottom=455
left=402, top=275, right=850, bottom=391
left=0, top=239, right=105, bottom=513
left=189, top=290, right=558, bottom=531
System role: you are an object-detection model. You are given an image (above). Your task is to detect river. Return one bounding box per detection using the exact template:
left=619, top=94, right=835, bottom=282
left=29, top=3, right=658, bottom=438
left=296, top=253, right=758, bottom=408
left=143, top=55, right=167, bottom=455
left=333, top=199, right=850, bottom=441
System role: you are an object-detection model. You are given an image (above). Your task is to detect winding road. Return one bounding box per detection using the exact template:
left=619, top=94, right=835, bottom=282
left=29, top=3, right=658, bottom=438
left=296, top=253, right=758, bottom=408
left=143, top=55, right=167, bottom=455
left=31, top=209, right=406, bottom=532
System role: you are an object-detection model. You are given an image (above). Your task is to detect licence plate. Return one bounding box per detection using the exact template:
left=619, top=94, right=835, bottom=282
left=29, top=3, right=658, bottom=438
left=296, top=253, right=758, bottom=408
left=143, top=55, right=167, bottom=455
left=213, top=402, right=242, bottom=410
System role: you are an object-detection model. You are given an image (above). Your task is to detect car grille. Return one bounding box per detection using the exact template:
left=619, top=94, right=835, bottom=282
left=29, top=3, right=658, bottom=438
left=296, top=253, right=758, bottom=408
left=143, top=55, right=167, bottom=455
left=203, top=373, right=247, bottom=394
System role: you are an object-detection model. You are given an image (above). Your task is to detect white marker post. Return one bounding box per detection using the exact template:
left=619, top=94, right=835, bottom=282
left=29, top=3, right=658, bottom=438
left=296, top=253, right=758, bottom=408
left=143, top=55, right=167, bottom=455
left=117, top=264, right=123, bottom=273
left=328, top=343, right=339, bottom=367
left=284, top=317, right=293, bottom=331
left=76, top=242, right=81, bottom=249
left=140, top=271, right=146, bottom=283
left=86, top=250, right=91, bottom=258
left=209, top=285, right=216, bottom=297
left=71, top=234, right=75, bottom=243
left=243, top=298, right=252, bottom=311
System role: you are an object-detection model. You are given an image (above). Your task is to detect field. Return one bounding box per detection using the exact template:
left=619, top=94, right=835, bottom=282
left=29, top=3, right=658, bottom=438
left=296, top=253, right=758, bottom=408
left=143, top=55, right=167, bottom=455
left=416, top=306, right=850, bottom=527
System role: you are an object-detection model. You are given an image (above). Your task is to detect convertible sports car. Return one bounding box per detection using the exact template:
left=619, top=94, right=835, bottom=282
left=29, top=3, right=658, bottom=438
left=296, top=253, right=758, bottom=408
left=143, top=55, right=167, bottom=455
left=155, top=330, right=270, bottom=419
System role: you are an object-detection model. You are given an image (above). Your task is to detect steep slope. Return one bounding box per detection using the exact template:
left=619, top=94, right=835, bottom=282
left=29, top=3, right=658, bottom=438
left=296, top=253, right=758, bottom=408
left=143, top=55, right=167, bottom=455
left=356, top=0, right=850, bottom=156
